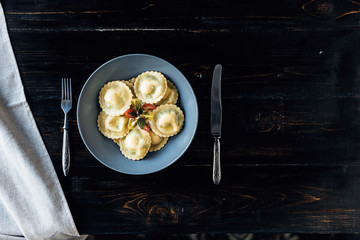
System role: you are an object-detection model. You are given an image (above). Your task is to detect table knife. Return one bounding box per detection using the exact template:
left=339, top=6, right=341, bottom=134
left=211, top=64, right=222, bottom=185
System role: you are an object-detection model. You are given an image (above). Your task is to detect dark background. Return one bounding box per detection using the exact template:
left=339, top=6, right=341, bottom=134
left=2, top=0, right=360, bottom=236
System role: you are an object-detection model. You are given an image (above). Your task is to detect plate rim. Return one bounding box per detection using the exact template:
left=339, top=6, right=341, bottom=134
left=76, top=53, right=199, bottom=175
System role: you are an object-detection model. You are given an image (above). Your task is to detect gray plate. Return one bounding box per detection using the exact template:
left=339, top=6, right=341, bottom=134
left=77, top=54, right=198, bottom=175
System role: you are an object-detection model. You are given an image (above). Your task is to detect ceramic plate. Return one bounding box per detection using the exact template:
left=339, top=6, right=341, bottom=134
left=77, top=54, right=198, bottom=174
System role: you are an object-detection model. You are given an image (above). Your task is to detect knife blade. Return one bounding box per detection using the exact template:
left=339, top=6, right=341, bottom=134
left=211, top=64, right=222, bottom=185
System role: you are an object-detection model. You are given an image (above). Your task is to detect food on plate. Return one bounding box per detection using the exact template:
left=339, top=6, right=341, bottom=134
left=155, top=80, right=178, bottom=106
left=148, top=129, right=168, bottom=152
left=134, top=71, right=167, bottom=104
left=129, top=77, right=136, bottom=84
left=97, top=71, right=184, bottom=160
left=150, top=104, right=184, bottom=137
left=99, top=81, right=133, bottom=116
left=120, top=80, right=134, bottom=95
left=118, top=128, right=151, bottom=161
left=97, top=111, right=129, bottom=139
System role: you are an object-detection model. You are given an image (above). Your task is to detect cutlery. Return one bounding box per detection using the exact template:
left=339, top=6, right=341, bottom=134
left=61, top=78, right=72, bottom=176
left=211, top=64, right=222, bottom=185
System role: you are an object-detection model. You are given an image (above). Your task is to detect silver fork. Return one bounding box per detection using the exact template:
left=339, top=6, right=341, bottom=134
left=61, top=78, right=72, bottom=176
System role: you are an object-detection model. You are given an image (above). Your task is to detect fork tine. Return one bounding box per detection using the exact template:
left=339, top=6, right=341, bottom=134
left=64, top=78, right=67, bottom=100
left=69, top=78, right=72, bottom=100
left=67, top=78, right=70, bottom=100
left=61, top=78, right=72, bottom=101
left=61, top=78, right=64, bottom=100
left=66, top=78, right=69, bottom=100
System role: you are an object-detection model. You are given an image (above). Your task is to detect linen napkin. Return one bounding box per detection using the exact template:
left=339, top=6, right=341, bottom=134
left=0, top=2, right=83, bottom=240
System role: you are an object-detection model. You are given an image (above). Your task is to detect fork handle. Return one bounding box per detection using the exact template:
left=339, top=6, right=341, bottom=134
left=62, top=115, right=70, bottom=176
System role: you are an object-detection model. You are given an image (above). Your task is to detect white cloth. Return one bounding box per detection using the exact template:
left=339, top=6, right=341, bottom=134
left=0, top=2, right=83, bottom=239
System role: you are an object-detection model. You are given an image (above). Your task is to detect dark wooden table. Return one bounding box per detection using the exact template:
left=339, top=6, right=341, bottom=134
left=3, top=0, right=360, bottom=234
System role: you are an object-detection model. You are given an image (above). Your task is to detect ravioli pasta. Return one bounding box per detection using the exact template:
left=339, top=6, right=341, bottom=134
left=97, top=71, right=185, bottom=161
left=134, top=71, right=167, bottom=104
left=150, top=104, right=184, bottom=137
left=155, top=80, right=178, bottom=106
left=119, top=129, right=151, bottom=160
left=120, top=80, right=135, bottom=95
left=99, top=81, right=133, bottom=116
left=148, top=129, right=168, bottom=152
left=97, top=111, right=130, bottom=139
left=129, top=77, right=136, bottom=84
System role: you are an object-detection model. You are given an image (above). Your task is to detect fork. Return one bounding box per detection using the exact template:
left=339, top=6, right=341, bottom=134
left=61, top=78, right=72, bottom=176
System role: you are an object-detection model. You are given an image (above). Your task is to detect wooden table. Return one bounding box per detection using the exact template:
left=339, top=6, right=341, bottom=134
left=3, top=0, right=360, bottom=234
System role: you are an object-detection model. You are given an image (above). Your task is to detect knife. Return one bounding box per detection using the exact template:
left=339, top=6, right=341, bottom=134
left=211, top=64, right=222, bottom=185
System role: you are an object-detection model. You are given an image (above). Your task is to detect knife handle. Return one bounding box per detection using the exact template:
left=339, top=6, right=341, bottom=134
left=213, top=137, right=221, bottom=185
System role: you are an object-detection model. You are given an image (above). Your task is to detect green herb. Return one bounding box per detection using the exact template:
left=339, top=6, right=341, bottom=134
left=137, top=117, right=146, bottom=129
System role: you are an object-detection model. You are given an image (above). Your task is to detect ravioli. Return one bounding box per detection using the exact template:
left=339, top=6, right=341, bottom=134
left=97, top=111, right=130, bottom=139
left=119, top=128, right=151, bottom=160
left=148, top=129, right=168, bottom=152
left=99, top=81, right=133, bottom=116
left=155, top=80, right=178, bottom=106
left=134, top=71, right=167, bottom=103
left=120, top=80, right=135, bottom=95
left=112, top=138, right=121, bottom=145
left=150, top=104, right=184, bottom=137
left=129, top=77, right=136, bottom=84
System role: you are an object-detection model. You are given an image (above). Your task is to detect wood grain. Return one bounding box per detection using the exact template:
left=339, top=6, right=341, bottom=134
left=69, top=166, right=360, bottom=234
left=3, top=0, right=360, bottom=234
